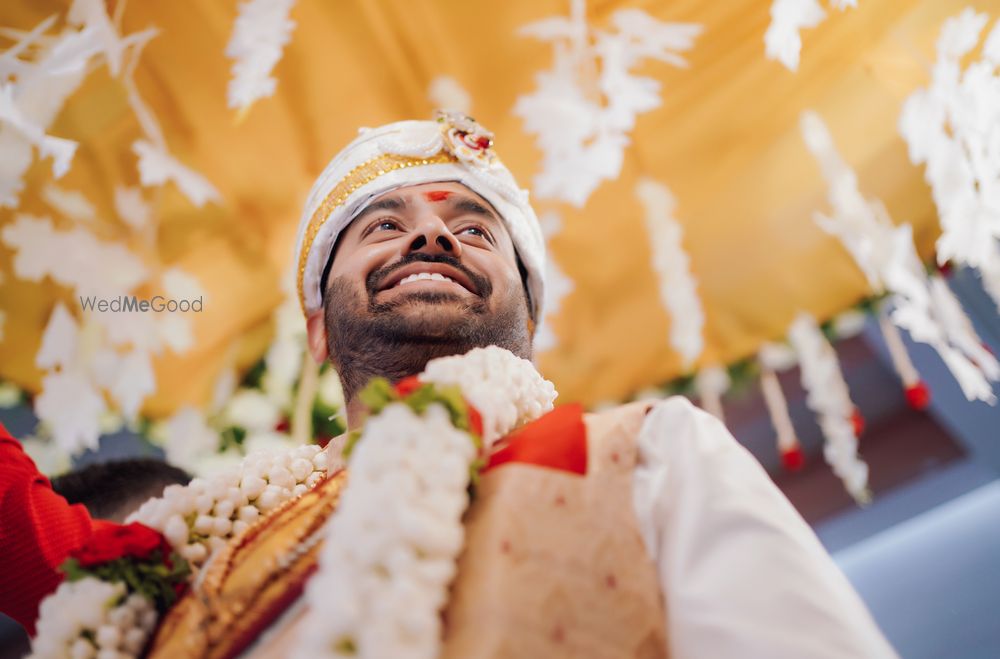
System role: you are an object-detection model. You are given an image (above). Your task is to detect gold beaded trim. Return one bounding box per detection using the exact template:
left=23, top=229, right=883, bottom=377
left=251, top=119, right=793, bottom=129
left=297, top=150, right=458, bottom=312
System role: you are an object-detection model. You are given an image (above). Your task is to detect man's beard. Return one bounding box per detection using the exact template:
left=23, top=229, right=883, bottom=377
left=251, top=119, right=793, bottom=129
left=324, top=253, right=532, bottom=402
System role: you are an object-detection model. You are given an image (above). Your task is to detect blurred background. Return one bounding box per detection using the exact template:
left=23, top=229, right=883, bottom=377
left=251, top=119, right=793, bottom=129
left=2, top=0, right=1000, bottom=656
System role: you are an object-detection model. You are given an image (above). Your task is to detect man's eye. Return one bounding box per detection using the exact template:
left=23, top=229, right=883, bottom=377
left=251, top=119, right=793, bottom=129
left=460, top=226, right=488, bottom=239
left=375, top=220, right=399, bottom=232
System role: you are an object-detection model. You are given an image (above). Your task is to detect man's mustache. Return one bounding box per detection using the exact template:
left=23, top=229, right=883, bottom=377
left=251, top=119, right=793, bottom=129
left=365, top=253, right=492, bottom=300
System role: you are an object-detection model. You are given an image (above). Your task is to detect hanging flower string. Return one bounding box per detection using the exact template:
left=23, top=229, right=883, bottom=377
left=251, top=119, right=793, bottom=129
left=788, top=313, right=871, bottom=504
left=758, top=344, right=804, bottom=471
left=876, top=306, right=930, bottom=410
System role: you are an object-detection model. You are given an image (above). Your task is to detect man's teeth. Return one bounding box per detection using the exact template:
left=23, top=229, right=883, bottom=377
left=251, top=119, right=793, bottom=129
left=396, top=272, right=458, bottom=287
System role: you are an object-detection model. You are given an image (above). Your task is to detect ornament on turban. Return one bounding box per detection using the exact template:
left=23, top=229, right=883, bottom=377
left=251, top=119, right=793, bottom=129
left=295, top=110, right=546, bottom=322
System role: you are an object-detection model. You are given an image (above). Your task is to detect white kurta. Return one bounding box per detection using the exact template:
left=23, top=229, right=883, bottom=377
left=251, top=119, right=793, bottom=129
left=632, top=396, right=898, bottom=658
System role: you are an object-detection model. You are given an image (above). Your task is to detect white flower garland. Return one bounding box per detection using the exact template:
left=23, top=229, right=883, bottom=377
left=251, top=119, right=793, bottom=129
left=128, top=444, right=329, bottom=568
left=297, top=347, right=557, bottom=658
left=788, top=313, right=870, bottom=503
left=31, top=444, right=330, bottom=657
left=296, top=405, right=473, bottom=658
left=29, top=578, right=156, bottom=659
left=418, top=345, right=557, bottom=446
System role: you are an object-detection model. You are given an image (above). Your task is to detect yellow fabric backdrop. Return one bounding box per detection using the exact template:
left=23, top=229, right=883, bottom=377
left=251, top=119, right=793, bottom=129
left=0, top=0, right=990, bottom=413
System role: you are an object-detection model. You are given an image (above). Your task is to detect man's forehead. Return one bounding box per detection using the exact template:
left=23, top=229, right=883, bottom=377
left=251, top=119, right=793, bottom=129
left=347, top=182, right=508, bottom=233
left=369, top=181, right=492, bottom=207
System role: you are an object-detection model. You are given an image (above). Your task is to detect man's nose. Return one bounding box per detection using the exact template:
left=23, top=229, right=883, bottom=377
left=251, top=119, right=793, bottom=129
left=404, top=216, right=462, bottom=258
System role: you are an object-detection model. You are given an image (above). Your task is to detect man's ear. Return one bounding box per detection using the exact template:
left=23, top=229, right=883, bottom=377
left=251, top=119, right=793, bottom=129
left=305, top=309, right=329, bottom=363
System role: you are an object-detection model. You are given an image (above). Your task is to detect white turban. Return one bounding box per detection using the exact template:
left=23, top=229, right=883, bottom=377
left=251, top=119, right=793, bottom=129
left=294, top=111, right=546, bottom=322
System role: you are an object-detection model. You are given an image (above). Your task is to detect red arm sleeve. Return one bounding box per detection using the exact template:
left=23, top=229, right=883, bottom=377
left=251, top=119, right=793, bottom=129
left=0, top=423, right=115, bottom=634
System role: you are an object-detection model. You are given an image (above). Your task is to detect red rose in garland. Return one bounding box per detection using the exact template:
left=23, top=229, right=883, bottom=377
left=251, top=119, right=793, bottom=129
left=71, top=522, right=165, bottom=567
left=62, top=522, right=190, bottom=613
left=394, top=375, right=423, bottom=397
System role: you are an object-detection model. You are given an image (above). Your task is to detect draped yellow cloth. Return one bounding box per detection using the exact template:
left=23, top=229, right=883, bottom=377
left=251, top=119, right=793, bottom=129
left=0, top=0, right=978, bottom=412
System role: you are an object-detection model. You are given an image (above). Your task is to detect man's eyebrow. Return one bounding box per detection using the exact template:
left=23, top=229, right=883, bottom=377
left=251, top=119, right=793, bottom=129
left=451, top=196, right=499, bottom=221
left=355, top=196, right=406, bottom=221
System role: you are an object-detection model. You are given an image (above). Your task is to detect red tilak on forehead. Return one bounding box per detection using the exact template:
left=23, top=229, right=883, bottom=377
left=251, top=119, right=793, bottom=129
left=424, top=190, right=452, bottom=202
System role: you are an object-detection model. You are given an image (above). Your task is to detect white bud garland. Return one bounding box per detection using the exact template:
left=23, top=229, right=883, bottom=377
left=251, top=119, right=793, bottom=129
left=296, top=405, right=473, bottom=658
left=29, top=579, right=157, bottom=659
left=128, top=443, right=329, bottom=568
left=297, top=347, right=557, bottom=659
left=418, top=345, right=557, bottom=447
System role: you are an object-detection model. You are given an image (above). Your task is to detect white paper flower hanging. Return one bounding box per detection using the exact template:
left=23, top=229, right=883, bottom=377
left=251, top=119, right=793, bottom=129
left=787, top=313, right=870, bottom=503
left=261, top=271, right=307, bottom=408
left=102, top=349, right=157, bottom=421
left=0, top=82, right=77, bottom=180
left=225, top=0, right=297, bottom=111
left=0, top=14, right=108, bottom=207
left=899, top=9, right=1000, bottom=310
left=1, top=213, right=149, bottom=298
left=35, top=369, right=107, bottom=455
left=803, top=109, right=999, bottom=403
left=113, top=186, right=151, bottom=229
left=764, top=0, right=857, bottom=72
left=427, top=76, right=472, bottom=114
left=928, top=274, right=1000, bottom=382
left=41, top=183, right=95, bottom=221
left=635, top=178, right=705, bottom=369
left=133, top=139, right=220, bottom=207
left=514, top=0, right=701, bottom=206
left=222, top=388, right=282, bottom=434
left=533, top=212, right=575, bottom=354
left=35, top=302, right=80, bottom=371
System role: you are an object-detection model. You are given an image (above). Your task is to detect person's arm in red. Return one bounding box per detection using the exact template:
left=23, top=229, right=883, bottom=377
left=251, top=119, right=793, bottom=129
left=0, top=422, right=115, bottom=634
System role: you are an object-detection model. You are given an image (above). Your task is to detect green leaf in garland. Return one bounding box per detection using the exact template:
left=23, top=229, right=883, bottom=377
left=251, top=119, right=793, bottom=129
left=357, top=377, right=397, bottom=413
left=341, top=428, right=363, bottom=459
left=61, top=549, right=191, bottom=613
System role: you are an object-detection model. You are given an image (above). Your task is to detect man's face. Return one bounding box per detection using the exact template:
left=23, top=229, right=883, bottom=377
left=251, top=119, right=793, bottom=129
left=316, top=181, right=532, bottom=396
